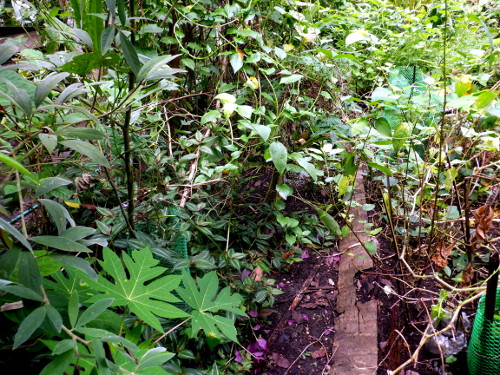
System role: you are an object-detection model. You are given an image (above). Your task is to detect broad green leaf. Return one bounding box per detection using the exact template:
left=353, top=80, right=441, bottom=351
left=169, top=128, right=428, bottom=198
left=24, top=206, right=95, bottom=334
left=365, top=240, right=377, bottom=255
left=46, top=304, right=63, bottom=332
left=276, top=184, right=293, bottom=200
left=137, top=55, right=178, bottom=82
left=31, top=236, right=92, bottom=253
left=346, top=29, right=377, bottom=46
left=60, top=226, right=96, bottom=241
left=0, top=43, right=17, bottom=65
left=60, top=139, right=110, bottom=168
left=43, top=104, right=101, bottom=126
left=279, top=74, right=303, bottom=85
left=81, top=248, right=188, bottom=332
left=176, top=271, right=246, bottom=342
left=117, top=0, right=127, bottom=25
left=371, top=87, right=397, bottom=103
left=276, top=214, right=299, bottom=229
left=3, top=78, right=33, bottom=116
left=73, top=28, right=93, bottom=48
left=343, top=153, right=357, bottom=176
left=0, top=152, right=37, bottom=182
left=101, top=26, right=115, bottom=55
left=39, top=133, right=58, bottom=154
left=57, top=127, right=105, bottom=140
left=337, top=175, right=350, bottom=196
left=201, top=110, right=221, bottom=125
left=52, top=339, right=76, bottom=355
left=375, top=117, right=392, bottom=137
left=393, top=122, right=410, bottom=152
left=295, top=157, right=320, bottom=182
left=269, top=142, right=287, bottom=174
left=18, top=251, right=42, bottom=293
left=0, top=280, right=44, bottom=301
left=14, top=306, right=47, bottom=348
left=85, top=0, right=104, bottom=52
left=39, top=348, right=74, bottom=375
left=474, top=90, right=496, bottom=109
left=119, top=32, right=141, bottom=75
left=68, top=291, right=79, bottom=327
left=39, top=199, right=75, bottom=234
left=367, top=162, right=393, bottom=176
left=55, top=83, right=86, bottom=105
left=274, top=47, right=287, bottom=60
left=240, top=121, right=271, bottom=141
left=90, top=339, right=112, bottom=375
left=35, top=73, right=70, bottom=107
left=229, top=52, right=243, bottom=73
left=182, top=58, right=195, bottom=70
left=0, top=247, right=21, bottom=277
left=317, top=209, right=342, bottom=237
left=137, top=347, right=175, bottom=370
left=351, top=118, right=369, bottom=136
left=0, top=217, right=32, bottom=250
left=236, top=105, right=253, bottom=119
left=76, top=327, right=138, bottom=350
left=51, top=255, right=97, bottom=281
left=76, top=298, right=114, bottom=327
left=36, top=177, right=72, bottom=196
left=60, top=53, right=101, bottom=76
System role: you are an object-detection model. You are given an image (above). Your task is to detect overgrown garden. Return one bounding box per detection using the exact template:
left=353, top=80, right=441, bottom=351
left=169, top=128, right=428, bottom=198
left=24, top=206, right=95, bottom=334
left=0, top=0, right=498, bottom=374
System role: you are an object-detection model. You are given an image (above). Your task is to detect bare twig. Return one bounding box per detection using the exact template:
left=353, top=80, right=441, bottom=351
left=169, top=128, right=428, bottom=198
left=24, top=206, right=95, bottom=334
left=179, top=128, right=211, bottom=208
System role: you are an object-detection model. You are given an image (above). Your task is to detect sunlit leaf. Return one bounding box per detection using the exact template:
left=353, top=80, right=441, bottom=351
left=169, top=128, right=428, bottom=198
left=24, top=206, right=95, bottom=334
left=176, top=271, right=246, bottom=342
left=81, top=248, right=188, bottom=332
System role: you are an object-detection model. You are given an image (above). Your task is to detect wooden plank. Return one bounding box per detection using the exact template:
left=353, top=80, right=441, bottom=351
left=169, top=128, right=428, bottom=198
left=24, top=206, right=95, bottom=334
left=331, top=165, right=378, bottom=374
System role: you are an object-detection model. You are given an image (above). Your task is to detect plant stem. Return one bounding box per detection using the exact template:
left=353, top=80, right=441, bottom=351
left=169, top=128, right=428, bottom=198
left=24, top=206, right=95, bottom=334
left=153, top=317, right=191, bottom=344
left=61, top=325, right=91, bottom=346
left=122, top=0, right=137, bottom=237
left=14, top=170, right=28, bottom=239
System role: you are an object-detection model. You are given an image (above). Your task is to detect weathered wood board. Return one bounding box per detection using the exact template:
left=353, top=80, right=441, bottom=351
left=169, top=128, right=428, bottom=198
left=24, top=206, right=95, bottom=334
left=331, top=165, right=378, bottom=375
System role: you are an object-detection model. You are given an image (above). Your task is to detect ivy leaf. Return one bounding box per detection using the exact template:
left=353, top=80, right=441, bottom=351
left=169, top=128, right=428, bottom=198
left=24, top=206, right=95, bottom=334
left=176, top=271, right=246, bottom=342
left=317, top=209, right=342, bottom=237
left=276, top=184, right=293, bottom=200
left=269, top=141, right=287, bottom=175
left=81, top=248, right=188, bottom=332
left=393, top=122, right=410, bottom=152
left=229, top=52, right=243, bottom=73
left=279, top=74, right=303, bottom=85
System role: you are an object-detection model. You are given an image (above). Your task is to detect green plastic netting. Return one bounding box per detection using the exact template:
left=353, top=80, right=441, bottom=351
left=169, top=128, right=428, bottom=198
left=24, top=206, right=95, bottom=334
left=383, top=66, right=441, bottom=128
left=467, top=290, right=500, bottom=375
left=167, top=207, right=188, bottom=261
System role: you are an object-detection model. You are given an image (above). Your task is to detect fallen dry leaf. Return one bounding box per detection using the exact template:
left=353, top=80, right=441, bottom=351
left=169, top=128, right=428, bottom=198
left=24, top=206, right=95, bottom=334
left=291, top=310, right=304, bottom=324
left=311, top=348, right=326, bottom=359
left=431, top=241, right=455, bottom=271
left=271, top=352, right=290, bottom=368
left=461, top=262, right=474, bottom=285
left=472, top=204, right=494, bottom=242
left=302, top=302, right=318, bottom=309
left=250, top=265, right=263, bottom=281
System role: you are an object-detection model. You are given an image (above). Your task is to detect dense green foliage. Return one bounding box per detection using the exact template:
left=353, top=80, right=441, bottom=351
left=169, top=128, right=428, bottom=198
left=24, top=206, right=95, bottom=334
left=0, top=0, right=499, bottom=373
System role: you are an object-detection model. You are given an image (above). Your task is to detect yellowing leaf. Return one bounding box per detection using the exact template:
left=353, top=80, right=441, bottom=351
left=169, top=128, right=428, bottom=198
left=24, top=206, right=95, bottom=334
left=246, top=76, right=259, bottom=89
left=283, top=44, right=294, bottom=52
left=236, top=48, right=245, bottom=59
left=64, top=201, right=81, bottom=209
